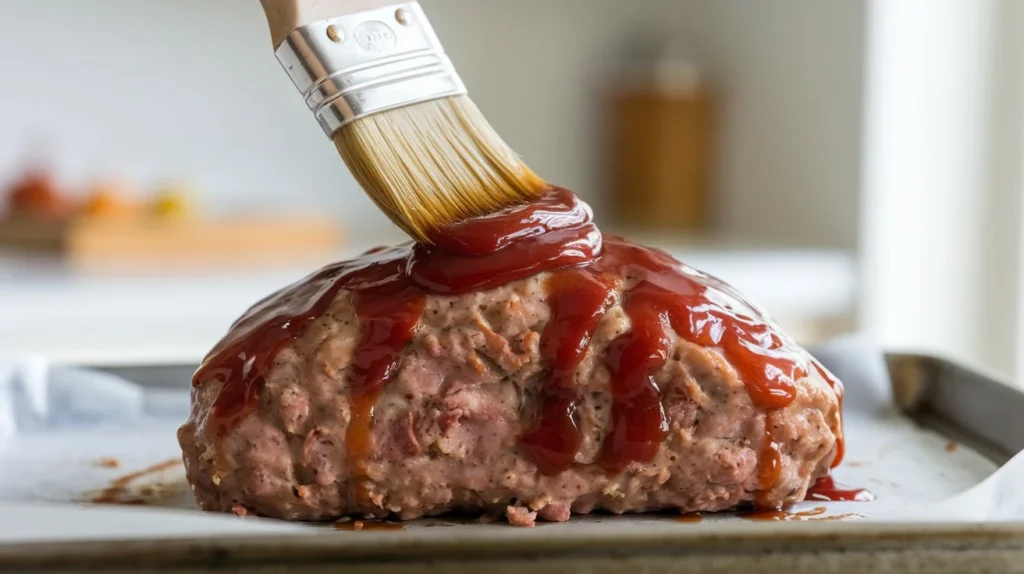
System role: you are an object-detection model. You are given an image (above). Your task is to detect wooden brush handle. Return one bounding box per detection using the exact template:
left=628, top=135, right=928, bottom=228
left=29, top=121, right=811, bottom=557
left=260, top=0, right=400, bottom=48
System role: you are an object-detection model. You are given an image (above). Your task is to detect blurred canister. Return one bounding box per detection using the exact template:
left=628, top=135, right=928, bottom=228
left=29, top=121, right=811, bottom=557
left=608, top=35, right=714, bottom=232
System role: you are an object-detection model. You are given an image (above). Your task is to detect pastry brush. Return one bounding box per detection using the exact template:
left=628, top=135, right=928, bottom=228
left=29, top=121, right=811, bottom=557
left=259, top=0, right=548, bottom=242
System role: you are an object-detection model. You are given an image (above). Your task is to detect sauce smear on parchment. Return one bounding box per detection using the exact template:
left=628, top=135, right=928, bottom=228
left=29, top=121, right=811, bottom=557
left=89, top=458, right=182, bottom=506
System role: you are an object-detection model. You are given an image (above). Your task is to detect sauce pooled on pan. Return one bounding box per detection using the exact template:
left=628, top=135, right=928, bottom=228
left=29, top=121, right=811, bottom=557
left=805, top=475, right=875, bottom=502
left=192, top=187, right=847, bottom=508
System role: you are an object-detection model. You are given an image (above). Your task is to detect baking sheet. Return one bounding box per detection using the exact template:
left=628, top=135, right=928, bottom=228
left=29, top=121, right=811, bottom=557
left=0, top=336, right=1021, bottom=544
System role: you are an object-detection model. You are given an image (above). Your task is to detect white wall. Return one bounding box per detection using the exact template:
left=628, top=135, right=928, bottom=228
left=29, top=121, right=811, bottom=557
left=0, top=0, right=866, bottom=249
left=859, top=0, right=1024, bottom=378
left=665, top=0, right=865, bottom=248
left=981, top=0, right=1024, bottom=377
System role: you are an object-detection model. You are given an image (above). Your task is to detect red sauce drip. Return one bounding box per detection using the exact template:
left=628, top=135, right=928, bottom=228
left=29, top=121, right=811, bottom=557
left=589, top=236, right=805, bottom=475
left=345, top=284, right=426, bottom=501
left=194, top=186, right=847, bottom=508
left=805, top=476, right=875, bottom=502
left=520, top=270, right=613, bottom=474
left=599, top=281, right=672, bottom=472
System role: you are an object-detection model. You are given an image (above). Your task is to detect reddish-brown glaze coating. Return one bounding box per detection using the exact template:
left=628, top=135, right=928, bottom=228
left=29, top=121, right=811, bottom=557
left=187, top=186, right=847, bottom=521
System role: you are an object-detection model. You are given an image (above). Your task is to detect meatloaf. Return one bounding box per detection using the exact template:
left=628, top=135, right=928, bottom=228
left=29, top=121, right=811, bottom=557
left=178, top=267, right=841, bottom=526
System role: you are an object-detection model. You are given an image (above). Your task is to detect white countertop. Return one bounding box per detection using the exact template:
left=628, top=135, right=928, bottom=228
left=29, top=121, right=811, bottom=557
left=0, top=235, right=858, bottom=366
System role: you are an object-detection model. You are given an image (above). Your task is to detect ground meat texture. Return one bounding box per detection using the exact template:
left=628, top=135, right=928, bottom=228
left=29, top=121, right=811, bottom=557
left=178, top=272, right=840, bottom=525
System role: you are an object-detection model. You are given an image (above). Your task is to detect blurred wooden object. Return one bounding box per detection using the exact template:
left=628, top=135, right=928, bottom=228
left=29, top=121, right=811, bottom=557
left=0, top=215, right=343, bottom=268
left=0, top=169, right=344, bottom=269
left=608, top=41, right=715, bottom=232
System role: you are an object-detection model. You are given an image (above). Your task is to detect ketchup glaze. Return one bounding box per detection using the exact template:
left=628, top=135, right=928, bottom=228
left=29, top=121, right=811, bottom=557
left=193, top=186, right=847, bottom=508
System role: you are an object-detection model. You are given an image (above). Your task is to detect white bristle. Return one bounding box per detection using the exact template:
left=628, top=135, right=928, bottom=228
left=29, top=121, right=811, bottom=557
left=333, top=95, right=547, bottom=242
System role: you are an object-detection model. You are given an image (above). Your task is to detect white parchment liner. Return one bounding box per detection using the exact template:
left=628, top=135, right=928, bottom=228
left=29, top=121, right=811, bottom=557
left=0, top=335, right=1018, bottom=543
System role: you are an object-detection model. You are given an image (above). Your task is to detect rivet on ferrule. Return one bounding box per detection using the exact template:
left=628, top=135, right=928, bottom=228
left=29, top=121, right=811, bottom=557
left=273, top=1, right=467, bottom=137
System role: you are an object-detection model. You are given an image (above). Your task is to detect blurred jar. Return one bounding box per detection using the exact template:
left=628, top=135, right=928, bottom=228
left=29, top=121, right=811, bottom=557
left=607, top=33, right=715, bottom=233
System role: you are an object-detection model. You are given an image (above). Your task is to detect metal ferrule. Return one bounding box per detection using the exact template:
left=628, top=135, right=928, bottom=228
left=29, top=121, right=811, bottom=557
left=274, top=1, right=466, bottom=137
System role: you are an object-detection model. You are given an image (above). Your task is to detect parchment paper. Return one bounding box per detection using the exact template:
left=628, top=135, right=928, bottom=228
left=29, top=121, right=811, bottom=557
left=0, top=336, right=1020, bottom=543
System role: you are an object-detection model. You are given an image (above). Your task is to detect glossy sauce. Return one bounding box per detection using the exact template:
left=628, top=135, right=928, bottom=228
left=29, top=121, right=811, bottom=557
left=194, top=186, right=848, bottom=508
left=805, top=476, right=875, bottom=502
left=409, top=189, right=600, bottom=294
left=424, top=187, right=595, bottom=255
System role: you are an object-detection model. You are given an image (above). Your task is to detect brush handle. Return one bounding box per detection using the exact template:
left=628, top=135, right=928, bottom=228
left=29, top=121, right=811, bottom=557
left=261, top=0, right=467, bottom=138
left=260, top=0, right=395, bottom=49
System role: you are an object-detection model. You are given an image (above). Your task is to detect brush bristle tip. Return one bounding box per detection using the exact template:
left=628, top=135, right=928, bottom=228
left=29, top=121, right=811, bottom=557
left=334, top=96, right=546, bottom=242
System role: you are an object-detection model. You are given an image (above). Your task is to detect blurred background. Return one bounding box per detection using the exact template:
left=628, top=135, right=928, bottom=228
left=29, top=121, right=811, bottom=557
left=0, top=0, right=1021, bottom=382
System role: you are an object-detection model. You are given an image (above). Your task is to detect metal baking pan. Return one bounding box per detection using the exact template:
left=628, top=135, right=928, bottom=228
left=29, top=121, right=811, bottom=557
left=1, top=350, right=1023, bottom=574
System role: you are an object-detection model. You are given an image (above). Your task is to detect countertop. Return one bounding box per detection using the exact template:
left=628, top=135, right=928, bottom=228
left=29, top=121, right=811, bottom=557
left=0, top=232, right=858, bottom=366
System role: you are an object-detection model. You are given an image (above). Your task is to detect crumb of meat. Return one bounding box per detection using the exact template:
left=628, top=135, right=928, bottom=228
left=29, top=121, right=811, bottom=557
left=537, top=502, right=572, bottom=523
left=92, top=457, right=120, bottom=469
left=232, top=504, right=250, bottom=517
left=506, top=505, right=537, bottom=527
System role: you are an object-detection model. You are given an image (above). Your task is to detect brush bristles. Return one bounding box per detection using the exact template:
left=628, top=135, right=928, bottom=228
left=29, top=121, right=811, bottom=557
left=333, top=95, right=547, bottom=242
